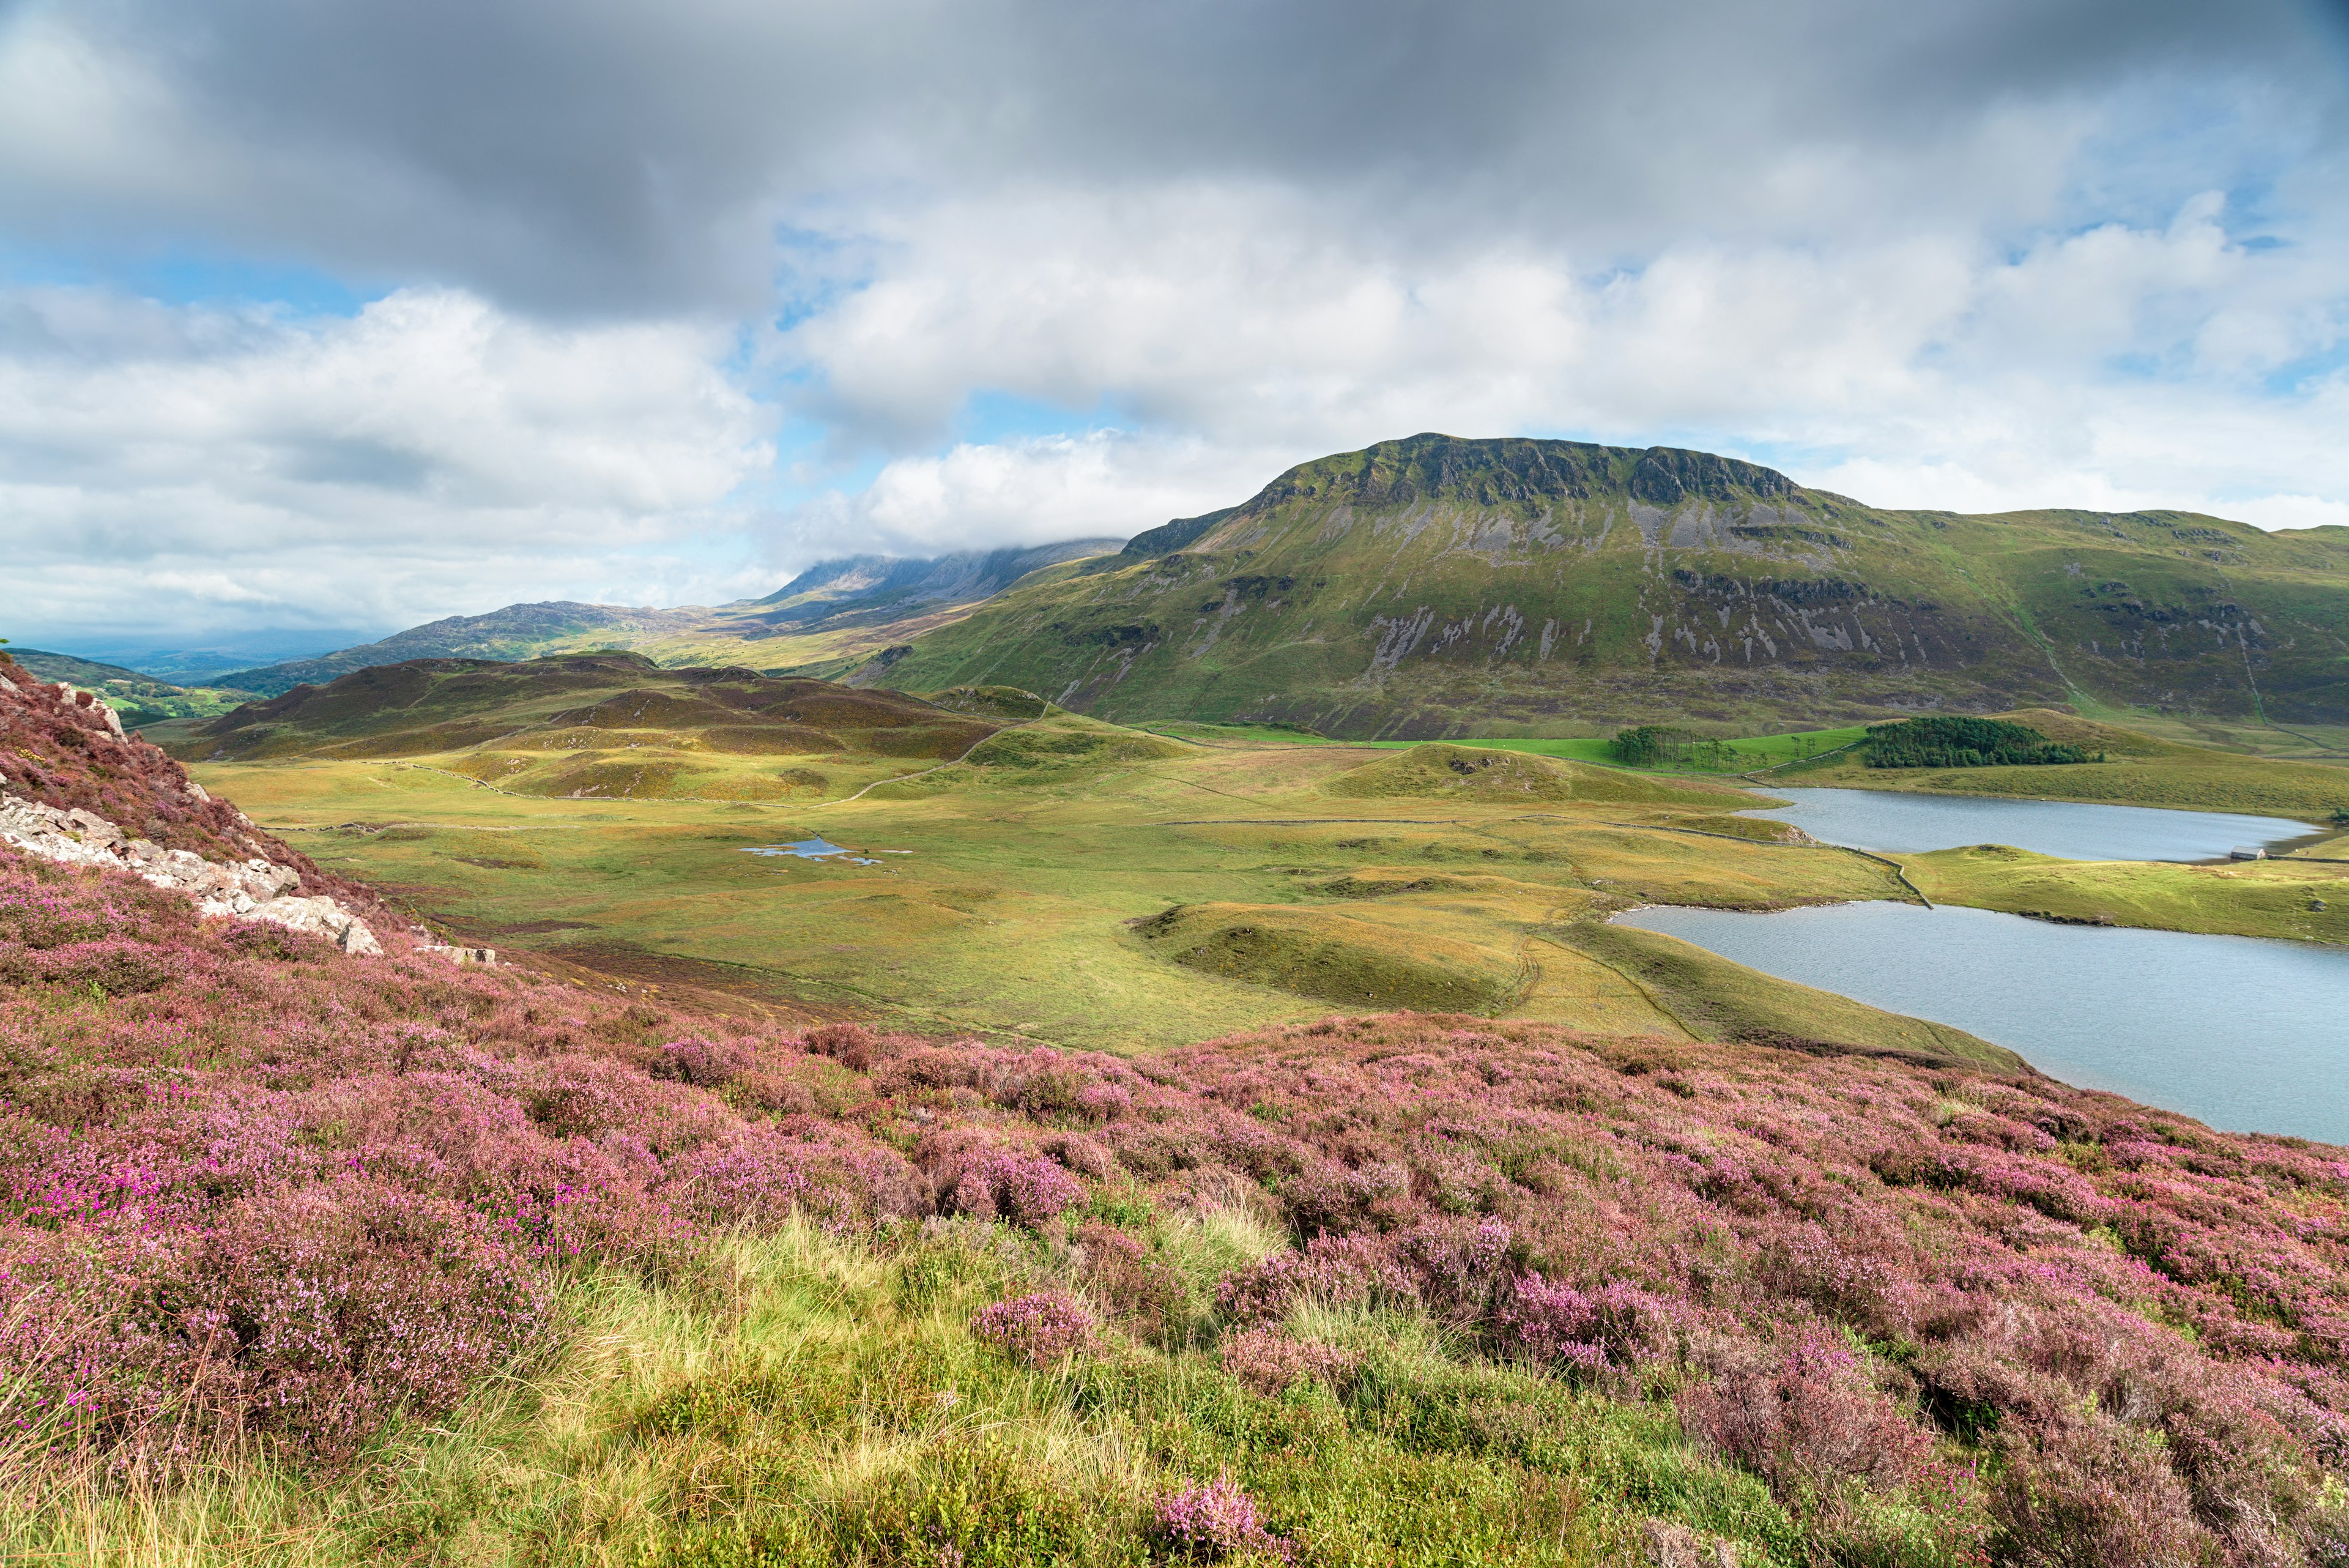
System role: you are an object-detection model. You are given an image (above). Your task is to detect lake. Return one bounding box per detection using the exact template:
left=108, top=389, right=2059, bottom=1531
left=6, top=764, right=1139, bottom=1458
left=1617, top=901, right=2349, bottom=1143
left=741, top=838, right=877, bottom=864
left=1742, top=786, right=2312, bottom=861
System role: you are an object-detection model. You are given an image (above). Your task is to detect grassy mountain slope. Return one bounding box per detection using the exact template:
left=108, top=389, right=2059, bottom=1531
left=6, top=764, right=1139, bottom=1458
left=212, top=544, right=1124, bottom=696
left=869, top=433, right=2349, bottom=736
left=155, top=652, right=1003, bottom=801
left=6, top=647, right=255, bottom=723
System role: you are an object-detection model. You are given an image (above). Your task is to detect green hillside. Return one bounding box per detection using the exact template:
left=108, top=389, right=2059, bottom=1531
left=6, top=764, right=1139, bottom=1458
left=867, top=433, right=2349, bottom=737
left=154, top=653, right=1006, bottom=801
left=4, top=646, right=256, bottom=723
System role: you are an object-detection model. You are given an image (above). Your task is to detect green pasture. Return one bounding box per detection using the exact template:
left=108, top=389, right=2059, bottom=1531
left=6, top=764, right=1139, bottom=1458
left=1142, top=723, right=1872, bottom=775
left=203, top=725, right=2032, bottom=1060
left=195, top=704, right=2345, bottom=1069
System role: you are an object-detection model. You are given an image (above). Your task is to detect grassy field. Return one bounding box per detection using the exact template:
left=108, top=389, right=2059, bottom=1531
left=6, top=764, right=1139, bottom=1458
left=173, top=660, right=2348, bottom=1070
left=1779, top=708, right=2349, bottom=821
left=1154, top=723, right=1872, bottom=773
left=196, top=712, right=2043, bottom=1063
left=1906, top=844, right=2349, bottom=944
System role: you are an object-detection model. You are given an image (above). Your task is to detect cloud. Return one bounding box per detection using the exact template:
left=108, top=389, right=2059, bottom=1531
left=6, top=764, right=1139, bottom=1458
left=0, top=284, right=773, bottom=639
left=0, top=0, right=2344, bottom=644
left=784, top=431, right=1285, bottom=561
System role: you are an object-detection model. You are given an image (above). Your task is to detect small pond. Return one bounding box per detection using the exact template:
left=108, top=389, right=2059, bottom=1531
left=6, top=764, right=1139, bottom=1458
left=741, top=838, right=877, bottom=865
left=1617, top=901, right=2349, bottom=1143
left=1740, top=787, right=2312, bottom=862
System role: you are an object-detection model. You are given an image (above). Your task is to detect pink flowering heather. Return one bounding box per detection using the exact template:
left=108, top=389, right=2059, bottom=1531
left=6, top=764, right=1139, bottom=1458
left=971, top=1290, right=1095, bottom=1367
left=1215, top=1233, right=1414, bottom=1325
left=1493, top=1273, right=1683, bottom=1372
left=1152, top=1471, right=1291, bottom=1561
left=945, top=1149, right=1086, bottom=1227
left=1219, top=1329, right=1357, bottom=1397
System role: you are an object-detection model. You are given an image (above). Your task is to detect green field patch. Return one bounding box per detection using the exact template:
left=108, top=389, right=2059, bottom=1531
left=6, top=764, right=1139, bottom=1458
left=919, top=685, right=1057, bottom=719
left=1324, top=743, right=1745, bottom=806
left=1784, top=708, right=2349, bottom=822
left=1551, top=921, right=2021, bottom=1068
left=1135, top=901, right=1529, bottom=1014
left=963, top=719, right=1187, bottom=775
left=1909, top=843, right=2349, bottom=943
left=521, top=753, right=692, bottom=800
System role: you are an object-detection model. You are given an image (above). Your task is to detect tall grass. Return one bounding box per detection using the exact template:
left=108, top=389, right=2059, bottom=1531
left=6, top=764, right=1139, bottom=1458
left=0, top=1216, right=1787, bottom=1567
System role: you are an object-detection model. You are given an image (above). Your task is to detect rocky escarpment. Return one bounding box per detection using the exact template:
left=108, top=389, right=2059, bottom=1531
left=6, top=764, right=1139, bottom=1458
left=0, top=659, right=387, bottom=954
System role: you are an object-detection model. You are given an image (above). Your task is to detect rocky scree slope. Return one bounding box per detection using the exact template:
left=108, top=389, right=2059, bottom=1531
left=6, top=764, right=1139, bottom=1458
left=866, top=433, right=2349, bottom=735
left=0, top=659, right=388, bottom=952
left=2, top=656, right=2348, bottom=1562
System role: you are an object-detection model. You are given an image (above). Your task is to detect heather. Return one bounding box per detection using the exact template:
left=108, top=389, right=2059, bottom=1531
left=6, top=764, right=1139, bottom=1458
left=5, top=845, right=2349, bottom=1562
left=0, top=669, right=342, bottom=882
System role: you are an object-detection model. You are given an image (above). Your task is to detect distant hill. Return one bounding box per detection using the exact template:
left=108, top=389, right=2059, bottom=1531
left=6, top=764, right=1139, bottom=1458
left=10, top=647, right=160, bottom=687
left=862, top=433, right=2349, bottom=736
left=6, top=647, right=258, bottom=725
left=208, top=603, right=711, bottom=695
left=209, top=541, right=1126, bottom=696
left=743, top=540, right=1125, bottom=628
left=163, top=652, right=1001, bottom=778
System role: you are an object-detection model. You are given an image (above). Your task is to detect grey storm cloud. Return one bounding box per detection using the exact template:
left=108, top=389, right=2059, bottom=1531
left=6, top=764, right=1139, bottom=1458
left=6, top=0, right=2339, bottom=316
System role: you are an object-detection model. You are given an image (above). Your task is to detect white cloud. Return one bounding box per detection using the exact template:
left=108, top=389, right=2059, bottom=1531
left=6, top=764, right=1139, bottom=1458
left=786, top=431, right=1286, bottom=561
left=0, top=0, right=2345, bottom=647
left=0, top=286, right=773, bottom=638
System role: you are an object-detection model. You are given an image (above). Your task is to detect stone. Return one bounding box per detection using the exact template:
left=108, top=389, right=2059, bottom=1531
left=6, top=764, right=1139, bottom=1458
left=1, top=790, right=380, bottom=957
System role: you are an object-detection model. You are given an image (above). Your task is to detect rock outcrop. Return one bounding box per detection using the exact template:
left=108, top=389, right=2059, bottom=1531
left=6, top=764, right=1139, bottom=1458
left=0, top=792, right=382, bottom=954
left=0, top=661, right=388, bottom=954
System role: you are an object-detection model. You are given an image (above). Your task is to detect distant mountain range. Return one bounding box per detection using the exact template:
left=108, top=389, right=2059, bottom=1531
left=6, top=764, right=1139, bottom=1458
left=206, top=540, right=1121, bottom=696
left=134, top=433, right=2349, bottom=735
left=865, top=434, right=2349, bottom=735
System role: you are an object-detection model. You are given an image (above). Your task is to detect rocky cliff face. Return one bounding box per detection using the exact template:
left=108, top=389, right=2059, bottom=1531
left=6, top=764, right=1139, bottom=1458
left=0, top=658, right=387, bottom=953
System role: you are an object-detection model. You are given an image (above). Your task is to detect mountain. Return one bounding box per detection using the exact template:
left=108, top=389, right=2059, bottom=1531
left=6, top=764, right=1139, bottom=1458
left=6, top=647, right=258, bottom=724
left=743, top=540, right=1126, bottom=628
left=163, top=651, right=1000, bottom=778
left=208, top=602, right=711, bottom=694
left=208, top=541, right=1126, bottom=697
left=862, top=433, right=2349, bottom=737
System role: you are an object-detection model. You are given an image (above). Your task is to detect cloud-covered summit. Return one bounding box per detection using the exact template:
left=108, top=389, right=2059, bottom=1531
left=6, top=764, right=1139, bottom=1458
left=1, top=0, right=2344, bottom=646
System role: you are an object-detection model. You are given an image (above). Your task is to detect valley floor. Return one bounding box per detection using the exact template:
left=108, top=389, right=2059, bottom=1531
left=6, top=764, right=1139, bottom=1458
left=192, top=717, right=2348, bottom=1069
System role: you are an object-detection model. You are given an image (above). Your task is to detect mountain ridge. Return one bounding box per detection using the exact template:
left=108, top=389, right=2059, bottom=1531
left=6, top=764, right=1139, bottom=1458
left=859, top=433, right=2349, bottom=736
left=207, top=540, right=1126, bottom=695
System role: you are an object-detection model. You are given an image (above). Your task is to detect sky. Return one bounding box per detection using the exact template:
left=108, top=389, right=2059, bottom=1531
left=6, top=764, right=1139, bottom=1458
left=2, top=0, right=2347, bottom=656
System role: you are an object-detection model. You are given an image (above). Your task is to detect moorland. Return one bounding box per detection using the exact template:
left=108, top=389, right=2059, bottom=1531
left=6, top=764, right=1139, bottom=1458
left=9, top=429, right=2349, bottom=1567
left=113, top=436, right=2349, bottom=763
left=7, top=657, right=2349, bottom=1568
left=144, top=653, right=2349, bottom=1061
